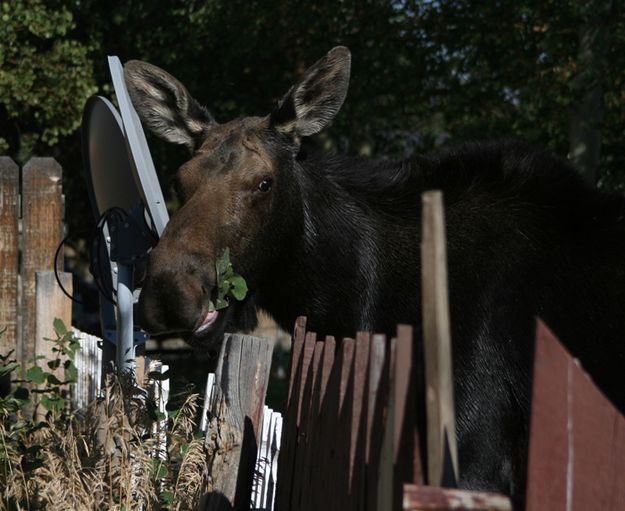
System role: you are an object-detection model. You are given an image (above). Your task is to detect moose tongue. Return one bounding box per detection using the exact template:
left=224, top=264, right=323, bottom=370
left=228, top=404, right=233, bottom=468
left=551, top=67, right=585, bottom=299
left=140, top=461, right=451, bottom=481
left=195, top=309, right=219, bottom=333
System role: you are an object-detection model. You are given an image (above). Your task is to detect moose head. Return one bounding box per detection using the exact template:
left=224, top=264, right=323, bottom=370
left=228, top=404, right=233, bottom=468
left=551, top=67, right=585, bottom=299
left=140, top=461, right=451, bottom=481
left=125, top=47, right=351, bottom=348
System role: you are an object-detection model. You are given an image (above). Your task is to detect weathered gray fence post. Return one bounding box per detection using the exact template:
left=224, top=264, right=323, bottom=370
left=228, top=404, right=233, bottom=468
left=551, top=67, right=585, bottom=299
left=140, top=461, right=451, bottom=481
left=35, top=271, right=73, bottom=361
left=34, top=270, right=73, bottom=419
left=421, top=190, right=458, bottom=486
left=203, top=333, right=273, bottom=510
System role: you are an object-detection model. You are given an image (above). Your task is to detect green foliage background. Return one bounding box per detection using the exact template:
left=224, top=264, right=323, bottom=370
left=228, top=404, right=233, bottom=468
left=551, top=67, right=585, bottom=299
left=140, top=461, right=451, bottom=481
left=1, top=0, right=624, bottom=240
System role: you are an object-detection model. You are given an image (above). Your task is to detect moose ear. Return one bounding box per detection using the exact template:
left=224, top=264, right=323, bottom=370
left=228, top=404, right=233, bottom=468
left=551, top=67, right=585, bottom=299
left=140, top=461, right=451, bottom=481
left=124, top=60, right=215, bottom=151
left=270, top=46, right=351, bottom=138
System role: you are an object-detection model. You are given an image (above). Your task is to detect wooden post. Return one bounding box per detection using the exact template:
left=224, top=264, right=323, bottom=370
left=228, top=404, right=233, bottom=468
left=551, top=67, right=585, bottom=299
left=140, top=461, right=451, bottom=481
left=34, top=271, right=73, bottom=419
left=403, top=485, right=512, bottom=510
left=203, top=333, right=273, bottom=510
left=420, top=191, right=458, bottom=486
left=0, top=157, right=19, bottom=360
left=377, top=337, right=397, bottom=511
left=275, top=317, right=307, bottom=510
left=21, top=158, right=64, bottom=372
left=34, top=271, right=73, bottom=363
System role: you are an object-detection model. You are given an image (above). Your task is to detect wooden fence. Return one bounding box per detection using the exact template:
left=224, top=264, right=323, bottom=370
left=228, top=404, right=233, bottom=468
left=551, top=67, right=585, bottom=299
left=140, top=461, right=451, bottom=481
left=0, top=156, right=107, bottom=409
left=0, top=157, right=68, bottom=373
left=5, top=156, right=625, bottom=510
left=274, top=318, right=625, bottom=510
left=275, top=317, right=511, bottom=511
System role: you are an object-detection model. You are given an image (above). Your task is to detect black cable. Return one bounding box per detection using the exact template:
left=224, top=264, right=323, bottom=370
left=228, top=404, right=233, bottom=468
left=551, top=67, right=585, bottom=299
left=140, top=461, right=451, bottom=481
left=54, top=233, right=84, bottom=305
left=90, top=207, right=131, bottom=305
left=55, top=205, right=158, bottom=307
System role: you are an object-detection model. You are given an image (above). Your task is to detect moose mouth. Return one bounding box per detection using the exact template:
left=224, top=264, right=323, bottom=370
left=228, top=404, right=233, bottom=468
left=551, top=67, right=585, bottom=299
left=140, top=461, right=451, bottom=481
left=194, top=308, right=220, bottom=334
left=182, top=292, right=258, bottom=353
left=185, top=306, right=229, bottom=353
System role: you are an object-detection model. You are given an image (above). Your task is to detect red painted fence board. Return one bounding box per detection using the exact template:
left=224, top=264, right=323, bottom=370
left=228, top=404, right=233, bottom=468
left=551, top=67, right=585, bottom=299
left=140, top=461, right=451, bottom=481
left=526, top=320, right=625, bottom=510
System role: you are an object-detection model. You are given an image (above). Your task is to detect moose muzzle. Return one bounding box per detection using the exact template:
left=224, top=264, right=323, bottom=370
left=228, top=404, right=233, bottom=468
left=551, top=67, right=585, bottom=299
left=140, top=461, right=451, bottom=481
left=137, top=244, right=211, bottom=336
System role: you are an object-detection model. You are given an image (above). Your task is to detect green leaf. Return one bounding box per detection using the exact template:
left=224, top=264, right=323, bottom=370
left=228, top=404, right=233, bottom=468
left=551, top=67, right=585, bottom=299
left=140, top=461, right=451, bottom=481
left=180, top=443, right=190, bottom=456
left=47, top=359, right=61, bottom=370
left=210, top=247, right=248, bottom=309
left=0, top=349, right=14, bottom=362
left=207, top=300, right=216, bottom=312
left=53, top=318, right=68, bottom=337
left=41, top=394, right=65, bottom=413
left=230, top=275, right=248, bottom=301
left=68, top=337, right=81, bottom=356
left=63, top=361, right=78, bottom=383
left=215, top=248, right=231, bottom=277
left=46, top=373, right=63, bottom=385
left=151, top=460, right=169, bottom=479
left=215, top=297, right=229, bottom=310
left=221, top=265, right=234, bottom=281
left=216, top=282, right=229, bottom=301
left=160, top=491, right=175, bottom=505
left=0, top=361, right=20, bottom=377
left=26, top=366, right=46, bottom=385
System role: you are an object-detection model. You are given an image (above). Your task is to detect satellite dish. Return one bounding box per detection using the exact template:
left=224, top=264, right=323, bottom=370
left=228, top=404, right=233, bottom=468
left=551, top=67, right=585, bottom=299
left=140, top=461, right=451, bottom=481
left=82, top=96, right=143, bottom=219
left=80, top=56, right=170, bottom=373
left=108, top=56, right=168, bottom=237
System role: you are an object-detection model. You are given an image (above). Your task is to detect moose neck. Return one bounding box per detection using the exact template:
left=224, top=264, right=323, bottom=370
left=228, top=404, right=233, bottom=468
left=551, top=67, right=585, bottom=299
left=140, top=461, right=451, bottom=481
left=258, top=153, right=422, bottom=340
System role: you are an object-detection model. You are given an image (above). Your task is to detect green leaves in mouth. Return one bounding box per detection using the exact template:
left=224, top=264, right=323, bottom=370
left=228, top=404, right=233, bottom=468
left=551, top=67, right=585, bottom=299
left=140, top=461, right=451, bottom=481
left=207, top=248, right=248, bottom=312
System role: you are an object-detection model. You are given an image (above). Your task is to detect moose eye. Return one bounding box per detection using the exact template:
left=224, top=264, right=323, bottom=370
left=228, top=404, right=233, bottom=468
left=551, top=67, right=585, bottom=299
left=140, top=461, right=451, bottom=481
left=257, top=177, right=273, bottom=193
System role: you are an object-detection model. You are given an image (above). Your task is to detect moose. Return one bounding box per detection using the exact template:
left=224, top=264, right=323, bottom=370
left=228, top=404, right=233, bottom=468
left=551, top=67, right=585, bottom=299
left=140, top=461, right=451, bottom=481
left=124, top=47, right=625, bottom=502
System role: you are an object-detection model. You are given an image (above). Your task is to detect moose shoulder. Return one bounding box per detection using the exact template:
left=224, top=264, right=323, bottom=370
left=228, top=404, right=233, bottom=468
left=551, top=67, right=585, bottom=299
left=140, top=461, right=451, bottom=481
left=124, top=47, right=625, bottom=502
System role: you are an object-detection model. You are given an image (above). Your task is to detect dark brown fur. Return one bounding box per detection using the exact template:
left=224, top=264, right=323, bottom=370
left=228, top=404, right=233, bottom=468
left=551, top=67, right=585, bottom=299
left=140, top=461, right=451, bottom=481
left=124, top=49, right=625, bottom=506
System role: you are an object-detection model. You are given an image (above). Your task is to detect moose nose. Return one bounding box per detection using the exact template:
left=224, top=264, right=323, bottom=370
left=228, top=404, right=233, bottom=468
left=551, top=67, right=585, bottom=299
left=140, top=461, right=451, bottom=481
left=136, top=251, right=207, bottom=335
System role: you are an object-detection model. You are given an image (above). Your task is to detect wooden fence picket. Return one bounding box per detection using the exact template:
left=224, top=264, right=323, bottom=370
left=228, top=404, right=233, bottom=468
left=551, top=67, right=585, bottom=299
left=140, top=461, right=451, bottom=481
left=34, top=271, right=73, bottom=365
left=295, top=338, right=323, bottom=511
left=349, top=331, right=370, bottom=510
left=275, top=317, right=306, bottom=510
left=366, top=333, right=387, bottom=510
left=21, top=158, right=64, bottom=372
left=72, top=329, right=103, bottom=410
left=307, top=336, right=336, bottom=511
left=420, top=190, right=458, bottom=486
left=30, top=270, right=73, bottom=419
left=526, top=320, right=625, bottom=510
left=0, top=157, right=19, bottom=360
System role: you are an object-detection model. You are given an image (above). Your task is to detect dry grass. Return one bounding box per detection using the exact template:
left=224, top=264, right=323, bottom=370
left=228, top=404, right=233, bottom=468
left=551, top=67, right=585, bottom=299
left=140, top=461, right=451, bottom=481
left=0, top=372, right=210, bottom=511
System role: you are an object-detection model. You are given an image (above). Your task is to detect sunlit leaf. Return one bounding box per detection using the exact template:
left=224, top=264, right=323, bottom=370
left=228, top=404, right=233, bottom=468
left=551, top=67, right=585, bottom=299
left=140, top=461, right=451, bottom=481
left=26, top=366, right=46, bottom=385
left=53, top=318, right=68, bottom=337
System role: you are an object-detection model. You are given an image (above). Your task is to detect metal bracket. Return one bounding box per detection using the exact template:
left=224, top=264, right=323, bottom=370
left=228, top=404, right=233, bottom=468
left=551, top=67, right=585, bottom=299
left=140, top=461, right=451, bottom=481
left=108, top=205, right=155, bottom=265
left=103, top=328, right=149, bottom=346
